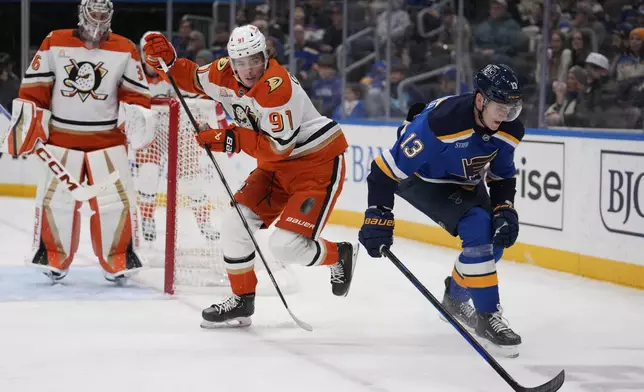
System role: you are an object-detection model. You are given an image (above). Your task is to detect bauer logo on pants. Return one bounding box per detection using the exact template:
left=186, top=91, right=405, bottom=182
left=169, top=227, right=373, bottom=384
left=600, top=150, right=644, bottom=238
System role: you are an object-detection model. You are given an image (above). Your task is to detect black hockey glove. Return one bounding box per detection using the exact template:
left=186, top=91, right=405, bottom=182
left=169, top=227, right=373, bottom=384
left=492, top=204, right=519, bottom=248
left=359, top=207, right=394, bottom=258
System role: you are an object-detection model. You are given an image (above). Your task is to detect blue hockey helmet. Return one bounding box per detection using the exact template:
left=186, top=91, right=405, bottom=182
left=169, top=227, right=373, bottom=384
left=474, top=64, right=522, bottom=121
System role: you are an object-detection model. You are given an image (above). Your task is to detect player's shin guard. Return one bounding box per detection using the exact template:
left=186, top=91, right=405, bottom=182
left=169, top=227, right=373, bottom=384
left=268, top=229, right=358, bottom=296
left=85, top=145, right=144, bottom=280
left=221, top=205, right=262, bottom=295
left=27, top=145, right=84, bottom=277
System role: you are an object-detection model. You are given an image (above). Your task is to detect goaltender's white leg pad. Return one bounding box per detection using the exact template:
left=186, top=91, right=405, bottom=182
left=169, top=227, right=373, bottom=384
left=31, top=145, right=85, bottom=256
left=85, top=145, right=141, bottom=261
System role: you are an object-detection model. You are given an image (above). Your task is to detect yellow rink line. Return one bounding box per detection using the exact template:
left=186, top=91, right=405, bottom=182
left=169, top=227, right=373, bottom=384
left=2, top=183, right=642, bottom=289
left=328, top=210, right=644, bottom=290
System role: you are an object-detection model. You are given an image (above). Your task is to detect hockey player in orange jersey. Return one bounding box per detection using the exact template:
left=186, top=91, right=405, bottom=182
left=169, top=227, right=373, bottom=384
left=143, top=25, right=359, bottom=327
left=9, top=0, right=154, bottom=283
left=134, top=33, right=227, bottom=243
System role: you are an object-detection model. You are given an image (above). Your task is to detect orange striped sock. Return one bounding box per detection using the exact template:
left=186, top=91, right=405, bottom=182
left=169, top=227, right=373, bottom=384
left=320, top=240, right=340, bottom=266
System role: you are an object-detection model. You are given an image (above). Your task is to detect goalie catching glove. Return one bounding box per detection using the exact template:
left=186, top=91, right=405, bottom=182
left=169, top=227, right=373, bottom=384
left=5, top=98, right=51, bottom=157
left=142, top=31, right=176, bottom=70
left=118, top=103, right=155, bottom=150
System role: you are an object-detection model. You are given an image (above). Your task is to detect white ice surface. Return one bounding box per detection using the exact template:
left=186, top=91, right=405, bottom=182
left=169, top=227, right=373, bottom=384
left=0, top=196, right=643, bottom=392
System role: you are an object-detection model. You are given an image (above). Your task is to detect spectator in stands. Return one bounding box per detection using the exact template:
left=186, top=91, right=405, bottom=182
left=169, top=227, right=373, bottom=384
left=375, top=0, right=412, bottom=47
left=0, top=53, right=19, bottom=113
left=172, top=18, right=193, bottom=59
left=536, top=30, right=572, bottom=84
left=320, top=6, right=343, bottom=53
left=428, top=4, right=472, bottom=75
left=613, top=27, right=644, bottom=81
left=472, top=0, right=526, bottom=69
left=544, top=65, right=589, bottom=127
left=195, top=49, right=214, bottom=67
left=235, top=7, right=250, bottom=27
left=266, top=36, right=285, bottom=65
left=310, top=54, right=342, bottom=117
left=303, top=0, right=332, bottom=32
left=360, top=60, right=388, bottom=91
left=211, top=23, right=229, bottom=59
left=607, top=23, right=633, bottom=70
left=427, top=67, right=467, bottom=100
left=186, top=30, right=205, bottom=62
left=570, top=4, right=607, bottom=48
left=333, top=84, right=368, bottom=120
left=365, top=63, right=425, bottom=118
left=293, top=24, right=321, bottom=80
left=569, top=29, right=592, bottom=67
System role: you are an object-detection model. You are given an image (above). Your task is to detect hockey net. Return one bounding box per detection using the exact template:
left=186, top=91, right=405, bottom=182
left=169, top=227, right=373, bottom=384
left=130, top=98, right=297, bottom=294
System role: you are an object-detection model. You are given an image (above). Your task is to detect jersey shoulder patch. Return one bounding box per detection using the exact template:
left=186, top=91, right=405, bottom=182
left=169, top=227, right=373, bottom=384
left=45, top=29, right=83, bottom=49
left=103, top=32, right=140, bottom=55
left=248, top=59, right=293, bottom=108
left=495, top=120, right=525, bottom=146
left=426, top=94, right=477, bottom=138
left=202, top=56, right=234, bottom=88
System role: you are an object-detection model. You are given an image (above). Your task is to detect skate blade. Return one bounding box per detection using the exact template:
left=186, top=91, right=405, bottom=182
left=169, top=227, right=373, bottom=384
left=200, top=317, right=252, bottom=329
left=105, top=267, right=144, bottom=285
left=479, top=340, right=520, bottom=358
left=438, top=315, right=519, bottom=358
left=337, top=242, right=360, bottom=298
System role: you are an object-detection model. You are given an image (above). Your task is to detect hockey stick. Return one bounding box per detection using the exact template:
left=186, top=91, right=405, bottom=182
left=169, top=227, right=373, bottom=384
left=33, top=141, right=119, bottom=202
left=159, top=59, right=313, bottom=332
left=380, top=246, right=565, bottom=392
left=0, top=104, right=119, bottom=202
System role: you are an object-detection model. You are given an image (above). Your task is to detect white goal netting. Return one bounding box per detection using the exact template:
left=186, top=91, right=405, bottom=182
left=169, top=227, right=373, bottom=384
left=130, top=98, right=297, bottom=294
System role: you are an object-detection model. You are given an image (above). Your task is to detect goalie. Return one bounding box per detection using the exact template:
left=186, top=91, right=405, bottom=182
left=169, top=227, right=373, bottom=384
left=6, top=0, right=153, bottom=283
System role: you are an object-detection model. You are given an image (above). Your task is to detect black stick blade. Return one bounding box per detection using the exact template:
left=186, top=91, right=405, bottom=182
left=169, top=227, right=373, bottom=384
left=516, top=370, right=565, bottom=392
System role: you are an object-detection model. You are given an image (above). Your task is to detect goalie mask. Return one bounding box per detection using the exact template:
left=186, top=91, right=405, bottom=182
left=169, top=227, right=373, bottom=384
left=78, top=0, right=113, bottom=43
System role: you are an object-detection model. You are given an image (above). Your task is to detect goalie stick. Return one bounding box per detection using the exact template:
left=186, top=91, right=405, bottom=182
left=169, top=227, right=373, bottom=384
left=0, top=104, right=119, bottom=202
left=159, top=59, right=313, bottom=332
left=380, top=247, right=565, bottom=392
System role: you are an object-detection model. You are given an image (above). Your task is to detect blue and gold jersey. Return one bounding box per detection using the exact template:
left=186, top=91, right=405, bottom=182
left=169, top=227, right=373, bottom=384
left=367, top=93, right=524, bottom=209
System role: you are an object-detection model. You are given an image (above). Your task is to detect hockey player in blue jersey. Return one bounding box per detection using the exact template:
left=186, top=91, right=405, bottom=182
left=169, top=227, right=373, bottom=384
left=359, top=64, right=524, bottom=357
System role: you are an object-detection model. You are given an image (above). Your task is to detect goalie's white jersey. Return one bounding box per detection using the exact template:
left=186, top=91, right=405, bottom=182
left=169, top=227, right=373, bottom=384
left=19, top=29, right=151, bottom=152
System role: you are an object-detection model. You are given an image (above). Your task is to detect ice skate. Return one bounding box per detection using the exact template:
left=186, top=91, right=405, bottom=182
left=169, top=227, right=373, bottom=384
left=330, top=242, right=359, bottom=297
left=474, top=305, right=522, bottom=358
left=441, top=277, right=478, bottom=330
left=201, top=293, right=255, bottom=328
left=43, top=268, right=68, bottom=283
left=104, top=244, right=144, bottom=285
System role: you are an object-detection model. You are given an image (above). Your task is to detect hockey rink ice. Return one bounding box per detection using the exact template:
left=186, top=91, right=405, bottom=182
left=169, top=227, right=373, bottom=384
left=1, top=196, right=643, bottom=392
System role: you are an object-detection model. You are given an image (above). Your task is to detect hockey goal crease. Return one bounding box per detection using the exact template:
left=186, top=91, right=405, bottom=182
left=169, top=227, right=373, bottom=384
left=129, top=98, right=298, bottom=295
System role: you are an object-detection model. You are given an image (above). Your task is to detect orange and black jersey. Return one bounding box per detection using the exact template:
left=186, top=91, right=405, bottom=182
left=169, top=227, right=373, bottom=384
left=162, top=57, right=347, bottom=171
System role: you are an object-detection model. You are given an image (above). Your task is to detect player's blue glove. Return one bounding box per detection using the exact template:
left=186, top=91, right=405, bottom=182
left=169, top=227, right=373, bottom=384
left=358, top=207, right=395, bottom=258
left=492, top=204, right=519, bottom=248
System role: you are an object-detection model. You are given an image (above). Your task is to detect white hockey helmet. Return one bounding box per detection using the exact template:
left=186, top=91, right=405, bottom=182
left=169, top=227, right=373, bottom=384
left=78, top=0, right=113, bottom=42
left=227, top=25, right=268, bottom=72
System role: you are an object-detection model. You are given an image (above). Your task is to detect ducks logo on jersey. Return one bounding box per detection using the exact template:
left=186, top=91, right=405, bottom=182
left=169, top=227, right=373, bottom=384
left=61, top=59, right=108, bottom=102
